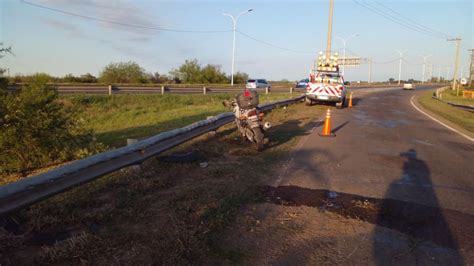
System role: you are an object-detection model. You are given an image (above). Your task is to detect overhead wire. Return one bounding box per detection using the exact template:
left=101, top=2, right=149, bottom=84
left=374, top=1, right=452, bottom=39
left=21, top=0, right=231, bottom=33
left=236, top=30, right=315, bottom=54
left=372, top=58, right=399, bottom=64
left=23, top=0, right=443, bottom=67
left=353, top=0, right=448, bottom=40
left=22, top=0, right=320, bottom=54
left=402, top=58, right=424, bottom=65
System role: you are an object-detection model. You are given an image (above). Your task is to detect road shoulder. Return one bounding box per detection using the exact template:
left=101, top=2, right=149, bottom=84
left=411, top=92, right=474, bottom=142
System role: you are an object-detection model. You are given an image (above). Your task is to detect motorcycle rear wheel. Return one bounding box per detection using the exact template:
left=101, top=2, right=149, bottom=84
left=252, top=128, right=265, bottom=151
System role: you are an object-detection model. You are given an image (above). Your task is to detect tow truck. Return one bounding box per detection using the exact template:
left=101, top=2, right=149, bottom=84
left=305, top=52, right=348, bottom=109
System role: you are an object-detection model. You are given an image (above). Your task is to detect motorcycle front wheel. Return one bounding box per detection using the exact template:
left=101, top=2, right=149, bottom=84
left=252, top=127, right=265, bottom=151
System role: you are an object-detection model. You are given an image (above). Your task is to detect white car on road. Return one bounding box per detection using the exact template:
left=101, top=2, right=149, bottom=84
left=403, top=83, right=415, bottom=90
left=246, top=79, right=271, bottom=90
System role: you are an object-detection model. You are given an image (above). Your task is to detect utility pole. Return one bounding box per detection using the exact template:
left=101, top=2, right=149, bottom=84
left=446, top=66, right=450, bottom=82
left=420, top=54, right=431, bottom=84
left=326, top=0, right=334, bottom=59
left=396, top=50, right=407, bottom=85
left=447, top=38, right=462, bottom=91
left=468, top=49, right=474, bottom=86
left=368, top=58, right=373, bottom=84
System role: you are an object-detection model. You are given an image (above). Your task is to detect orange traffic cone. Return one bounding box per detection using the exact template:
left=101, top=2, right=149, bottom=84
left=348, top=92, right=353, bottom=108
left=318, top=109, right=336, bottom=137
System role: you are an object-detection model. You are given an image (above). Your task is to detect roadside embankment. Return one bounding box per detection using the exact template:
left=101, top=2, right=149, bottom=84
left=415, top=89, right=474, bottom=135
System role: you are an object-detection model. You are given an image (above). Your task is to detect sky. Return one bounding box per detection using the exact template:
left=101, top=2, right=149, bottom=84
left=0, top=0, right=472, bottom=82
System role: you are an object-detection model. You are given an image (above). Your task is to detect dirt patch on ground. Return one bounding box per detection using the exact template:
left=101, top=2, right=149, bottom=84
left=216, top=186, right=471, bottom=264
left=263, top=186, right=474, bottom=252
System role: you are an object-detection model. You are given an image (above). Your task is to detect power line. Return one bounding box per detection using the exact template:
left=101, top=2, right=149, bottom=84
left=236, top=30, right=315, bottom=54
left=402, top=58, right=424, bottom=65
left=21, top=0, right=232, bottom=33
left=342, top=47, right=399, bottom=64
left=373, top=58, right=399, bottom=64
left=23, top=0, right=320, bottom=54
left=361, top=0, right=446, bottom=39
left=374, top=1, right=452, bottom=39
left=353, top=0, right=448, bottom=40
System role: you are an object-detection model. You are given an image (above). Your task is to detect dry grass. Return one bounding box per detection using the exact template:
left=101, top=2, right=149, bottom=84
left=0, top=101, right=326, bottom=264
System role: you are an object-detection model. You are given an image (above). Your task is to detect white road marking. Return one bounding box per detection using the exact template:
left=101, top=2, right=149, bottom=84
left=410, top=95, right=474, bottom=142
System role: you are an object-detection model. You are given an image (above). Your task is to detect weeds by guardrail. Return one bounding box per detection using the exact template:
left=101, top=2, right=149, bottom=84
left=432, top=86, right=474, bottom=112
left=0, top=95, right=305, bottom=216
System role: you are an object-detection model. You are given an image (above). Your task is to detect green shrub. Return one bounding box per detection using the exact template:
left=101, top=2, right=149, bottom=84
left=0, top=77, right=103, bottom=176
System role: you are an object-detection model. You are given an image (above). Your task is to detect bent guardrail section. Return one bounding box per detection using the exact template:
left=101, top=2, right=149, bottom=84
left=0, top=95, right=305, bottom=216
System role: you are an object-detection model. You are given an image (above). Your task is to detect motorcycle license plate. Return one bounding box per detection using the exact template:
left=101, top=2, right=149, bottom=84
left=318, top=95, right=329, bottom=100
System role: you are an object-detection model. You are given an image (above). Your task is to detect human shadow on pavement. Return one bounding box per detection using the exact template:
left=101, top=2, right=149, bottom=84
left=373, top=149, right=464, bottom=265
left=260, top=148, right=473, bottom=263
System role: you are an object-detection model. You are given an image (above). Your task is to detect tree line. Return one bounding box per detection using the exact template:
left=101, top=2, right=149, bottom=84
left=8, top=60, right=249, bottom=85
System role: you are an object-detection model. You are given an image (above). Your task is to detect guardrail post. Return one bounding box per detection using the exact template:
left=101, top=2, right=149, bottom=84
left=161, top=86, right=165, bottom=95
left=290, top=87, right=294, bottom=94
left=203, top=86, right=207, bottom=95
left=265, top=87, right=269, bottom=94
left=108, top=84, right=113, bottom=96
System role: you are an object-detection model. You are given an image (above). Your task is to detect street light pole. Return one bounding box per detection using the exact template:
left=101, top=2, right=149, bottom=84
left=396, top=50, right=407, bottom=85
left=420, top=54, right=431, bottom=84
left=438, top=65, right=442, bottom=82
left=336, top=33, right=359, bottom=77
left=223, top=9, right=253, bottom=86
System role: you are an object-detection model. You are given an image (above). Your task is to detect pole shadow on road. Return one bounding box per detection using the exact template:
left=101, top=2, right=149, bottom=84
left=266, top=119, right=313, bottom=149
left=373, top=149, right=464, bottom=264
left=351, top=96, right=362, bottom=107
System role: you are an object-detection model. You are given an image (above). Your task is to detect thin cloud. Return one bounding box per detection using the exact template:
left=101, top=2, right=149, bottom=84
left=37, top=0, right=162, bottom=36
left=43, top=19, right=87, bottom=38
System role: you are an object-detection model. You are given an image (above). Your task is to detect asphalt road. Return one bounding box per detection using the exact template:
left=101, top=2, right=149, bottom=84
left=276, top=86, right=474, bottom=211
left=266, top=85, right=474, bottom=263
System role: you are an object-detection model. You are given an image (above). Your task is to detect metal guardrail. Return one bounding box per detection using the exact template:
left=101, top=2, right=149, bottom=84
left=7, top=84, right=301, bottom=95
left=432, top=96, right=474, bottom=112
left=432, top=86, right=474, bottom=112
left=0, top=95, right=305, bottom=216
left=6, top=83, right=410, bottom=95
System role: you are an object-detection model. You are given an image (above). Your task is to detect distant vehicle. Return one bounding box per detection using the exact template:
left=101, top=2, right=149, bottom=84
left=246, top=79, right=271, bottom=90
left=403, top=83, right=415, bottom=90
left=295, top=79, right=309, bottom=89
left=461, top=78, right=468, bottom=85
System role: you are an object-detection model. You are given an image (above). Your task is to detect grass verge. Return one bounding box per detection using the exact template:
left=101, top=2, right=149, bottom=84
left=1, top=96, right=326, bottom=264
left=63, top=93, right=301, bottom=148
left=417, top=90, right=474, bottom=133
left=439, top=88, right=474, bottom=106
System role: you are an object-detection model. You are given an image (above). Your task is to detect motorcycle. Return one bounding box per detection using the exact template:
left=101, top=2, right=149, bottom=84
left=223, top=89, right=271, bottom=151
